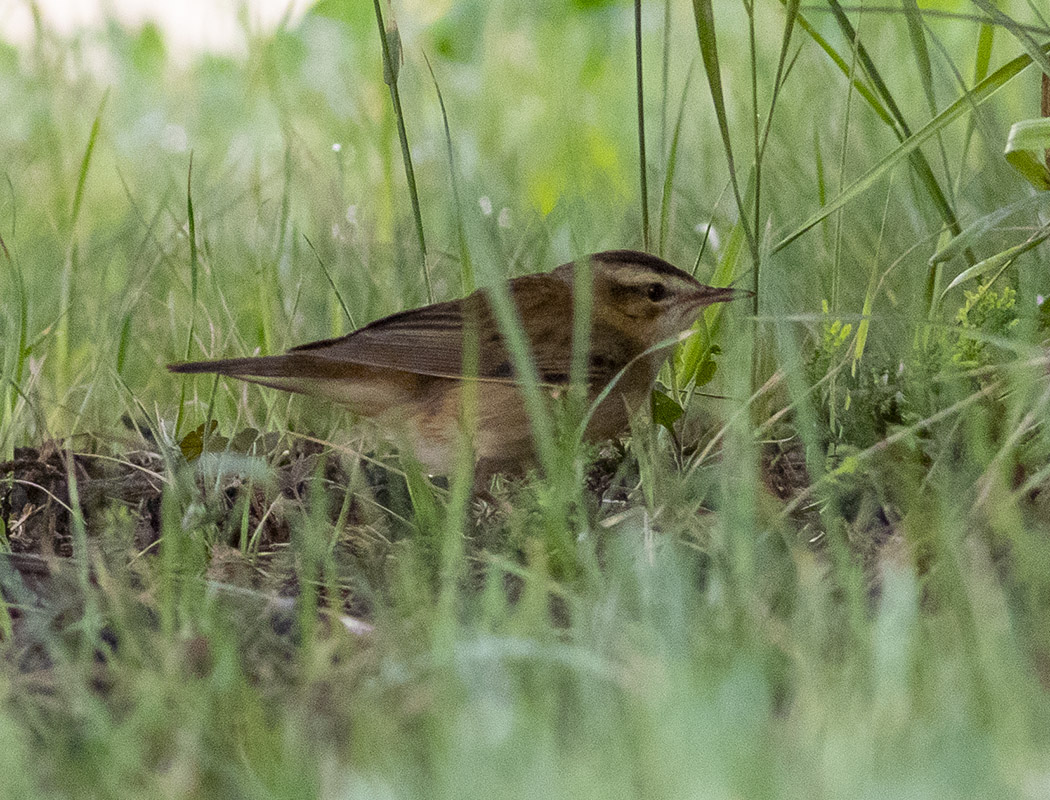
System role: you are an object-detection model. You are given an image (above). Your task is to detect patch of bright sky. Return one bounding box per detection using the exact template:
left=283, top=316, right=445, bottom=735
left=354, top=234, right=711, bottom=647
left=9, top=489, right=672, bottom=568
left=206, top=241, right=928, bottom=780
left=0, top=0, right=315, bottom=59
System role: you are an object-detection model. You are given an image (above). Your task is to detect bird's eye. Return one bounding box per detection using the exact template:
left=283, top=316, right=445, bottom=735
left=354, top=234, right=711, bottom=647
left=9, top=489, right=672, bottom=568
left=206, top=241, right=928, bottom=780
left=645, top=282, right=668, bottom=302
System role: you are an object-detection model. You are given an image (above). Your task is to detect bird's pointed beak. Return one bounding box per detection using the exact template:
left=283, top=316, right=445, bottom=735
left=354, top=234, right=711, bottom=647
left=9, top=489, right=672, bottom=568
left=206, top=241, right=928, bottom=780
left=685, top=285, right=754, bottom=308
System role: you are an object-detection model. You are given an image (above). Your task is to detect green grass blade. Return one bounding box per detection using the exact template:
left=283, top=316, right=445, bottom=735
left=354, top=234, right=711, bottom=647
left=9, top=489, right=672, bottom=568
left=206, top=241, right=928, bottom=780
left=757, top=0, right=800, bottom=163
left=775, top=43, right=1049, bottom=253
left=940, top=228, right=1050, bottom=301
left=424, top=52, right=477, bottom=623
left=788, top=7, right=897, bottom=129
left=371, top=0, right=432, bottom=303
left=970, top=0, right=1050, bottom=78
left=659, top=0, right=672, bottom=155
left=930, top=193, right=1050, bottom=264
left=903, top=0, right=937, bottom=116
left=657, top=60, right=696, bottom=258
left=635, top=0, right=650, bottom=251
left=423, top=53, right=474, bottom=293
left=303, top=233, right=355, bottom=328
left=174, top=154, right=198, bottom=439
left=1045, top=71, right=1050, bottom=172
left=955, top=22, right=996, bottom=194
left=56, top=91, right=108, bottom=391
left=826, top=2, right=963, bottom=247
left=70, top=91, right=109, bottom=231
left=691, top=0, right=758, bottom=265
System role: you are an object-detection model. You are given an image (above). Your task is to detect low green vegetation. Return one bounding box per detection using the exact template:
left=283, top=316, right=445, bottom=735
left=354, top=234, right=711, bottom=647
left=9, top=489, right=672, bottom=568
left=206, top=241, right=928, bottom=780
left=1, top=1, right=1050, bottom=797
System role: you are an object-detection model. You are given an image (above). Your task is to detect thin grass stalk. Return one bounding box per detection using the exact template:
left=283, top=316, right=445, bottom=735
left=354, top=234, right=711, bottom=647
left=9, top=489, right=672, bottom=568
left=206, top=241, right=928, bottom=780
left=304, top=234, right=355, bottom=328
left=174, top=155, right=199, bottom=440
left=63, top=446, right=98, bottom=642
left=900, top=4, right=967, bottom=217
left=826, top=18, right=863, bottom=439
left=757, top=0, right=800, bottom=165
left=567, top=254, right=594, bottom=531
left=424, top=53, right=474, bottom=294
left=970, top=0, right=1050, bottom=77
left=424, top=52, right=474, bottom=628
left=690, top=1, right=760, bottom=283
left=786, top=9, right=895, bottom=126
left=901, top=0, right=958, bottom=200
left=371, top=0, right=432, bottom=303
left=850, top=175, right=895, bottom=376
left=775, top=42, right=1050, bottom=252
left=658, top=60, right=696, bottom=257
left=745, top=0, right=761, bottom=299
left=804, top=5, right=1050, bottom=34
left=635, top=0, right=651, bottom=251
left=718, top=299, right=758, bottom=600
left=0, top=229, right=26, bottom=456
left=1043, top=72, right=1050, bottom=172
left=752, top=0, right=801, bottom=319
left=832, top=17, right=862, bottom=314
left=294, top=460, right=331, bottom=669
left=56, top=91, right=107, bottom=394
left=660, top=0, right=672, bottom=154
left=825, top=1, right=970, bottom=302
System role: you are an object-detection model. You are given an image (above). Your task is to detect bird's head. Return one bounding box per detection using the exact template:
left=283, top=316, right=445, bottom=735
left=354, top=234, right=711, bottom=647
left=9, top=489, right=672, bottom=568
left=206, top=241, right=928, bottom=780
left=554, top=249, right=750, bottom=347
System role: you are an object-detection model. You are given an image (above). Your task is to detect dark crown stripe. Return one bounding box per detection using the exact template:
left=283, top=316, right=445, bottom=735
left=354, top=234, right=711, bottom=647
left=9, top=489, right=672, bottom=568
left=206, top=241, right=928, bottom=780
left=590, top=249, right=689, bottom=280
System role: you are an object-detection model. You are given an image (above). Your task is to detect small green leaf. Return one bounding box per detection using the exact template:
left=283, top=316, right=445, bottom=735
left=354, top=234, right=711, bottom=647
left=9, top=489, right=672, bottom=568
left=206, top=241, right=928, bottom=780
left=940, top=230, right=1050, bottom=300
left=651, top=389, right=685, bottom=433
left=179, top=421, right=215, bottom=461
left=229, top=427, right=262, bottom=453
left=834, top=454, right=860, bottom=476
left=1004, top=119, right=1050, bottom=190
left=130, top=22, right=166, bottom=75
left=178, top=421, right=228, bottom=461
left=693, top=356, right=719, bottom=388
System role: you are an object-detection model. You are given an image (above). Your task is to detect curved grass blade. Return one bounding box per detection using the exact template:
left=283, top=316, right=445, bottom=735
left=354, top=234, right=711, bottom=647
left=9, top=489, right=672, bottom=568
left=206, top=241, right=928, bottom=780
left=970, top=0, right=1050, bottom=78
left=657, top=60, right=696, bottom=258
left=930, top=193, right=1050, bottom=265
left=303, top=233, right=355, bottom=328
left=174, top=154, right=198, bottom=439
left=424, top=51, right=478, bottom=612
left=954, top=23, right=997, bottom=196
left=423, top=53, right=474, bottom=294
left=57, top=90, right=108, bottom=390
left=775, top=43, right=1050, bottom=253
left=939, top=228, right=1050, bottom=301
left=825, top=2, right=962, bottom=246
left=691, top=0, right=757, bottom=263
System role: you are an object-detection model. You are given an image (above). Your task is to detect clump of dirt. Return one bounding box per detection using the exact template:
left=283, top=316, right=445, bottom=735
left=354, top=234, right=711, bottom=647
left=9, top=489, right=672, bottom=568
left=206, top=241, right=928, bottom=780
left=0, top=432, right=819, bottom=589
left=0, top=435, right=398, bottom=689
left=0, top=436, right=399, bottom=610
left=1, top=442, right=166, bottom=557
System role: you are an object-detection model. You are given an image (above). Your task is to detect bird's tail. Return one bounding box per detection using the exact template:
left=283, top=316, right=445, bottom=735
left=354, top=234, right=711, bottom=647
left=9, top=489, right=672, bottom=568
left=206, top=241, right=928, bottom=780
left=168, top=354, right=414, bottom=415
left=168, top=355, right=313, bottom=379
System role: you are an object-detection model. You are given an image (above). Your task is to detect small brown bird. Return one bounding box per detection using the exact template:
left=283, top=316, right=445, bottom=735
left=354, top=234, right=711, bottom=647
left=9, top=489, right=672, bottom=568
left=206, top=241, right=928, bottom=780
left=169, top=250, right=748, bottom=479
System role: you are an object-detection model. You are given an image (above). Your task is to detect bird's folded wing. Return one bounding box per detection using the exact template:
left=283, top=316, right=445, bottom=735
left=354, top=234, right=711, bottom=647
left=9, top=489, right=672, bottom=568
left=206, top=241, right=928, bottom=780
left=287, top=276, right=622, bottom=386
left=289, top=295, right=480, bottom=379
